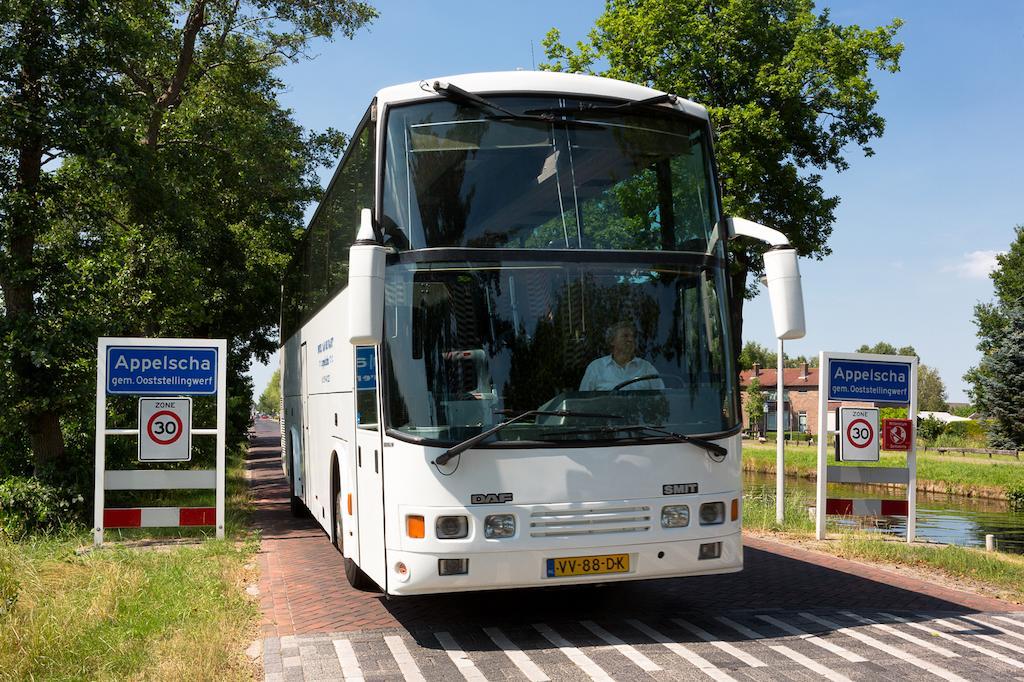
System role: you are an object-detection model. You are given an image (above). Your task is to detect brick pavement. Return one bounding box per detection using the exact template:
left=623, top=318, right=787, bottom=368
left=247, top=425, right=1016, bottom=640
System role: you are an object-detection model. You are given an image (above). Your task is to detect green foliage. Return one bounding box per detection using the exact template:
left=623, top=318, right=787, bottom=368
left=257, top=368, right=281, bottom=416
left=745, top=377, right=765, bottom=433
left=0, top=477, right=86, bottom=538
left=967, top=227, right=1024, bottom=448
left=933, top=433, right=967, bottom=449
left=971, top=305, right=1024, bottom=449
left=918, top=415, right=946, bottom=442
left=879, top=406, right=908, bottom=420
left=543, top=0, right=903, bottom=361
left=0, top=1, right=376, bottom=487
left=856, top=343, right=947, bottom=411
left=1009, top=485, right=1024, bottom=510
left=951, top=403, right=976, bottom=418
left=738, top=341, right=817, bottom=370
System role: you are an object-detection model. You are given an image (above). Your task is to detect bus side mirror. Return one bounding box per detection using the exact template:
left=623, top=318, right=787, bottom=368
left=763, top=246, right=806, bottom=340
left=348, top=208, right=386, bottom=345
left=727, top=217, right=806, bottom=340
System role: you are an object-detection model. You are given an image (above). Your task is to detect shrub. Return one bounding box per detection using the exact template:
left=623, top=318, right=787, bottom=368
left=918, top=416, right=945, bottom=442
left=1009, top=484, right=1024, bottom=511
left=0, top=477, right=86, bottom=538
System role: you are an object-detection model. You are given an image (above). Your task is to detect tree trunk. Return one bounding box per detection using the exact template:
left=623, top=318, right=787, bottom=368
left=3, top=2, right=68, bottom=474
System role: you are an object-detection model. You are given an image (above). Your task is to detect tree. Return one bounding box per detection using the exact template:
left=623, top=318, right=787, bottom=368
left=542, top=0, right=903, bottom=363
left=738, top=341, right=817, bottom=370
left=855, top=342, right=947, bottom=411
left=257, top=368, right=281, bottom=416
left=1, top=1, right=376, bottom=478
left=967, top=227, right=1024, bottom=446
left=745, top=377, right=766, bottom=435
left=917, top=364, right=948, bottom=412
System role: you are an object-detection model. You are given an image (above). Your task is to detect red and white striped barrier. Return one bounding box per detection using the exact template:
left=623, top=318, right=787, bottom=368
left=825, top=498, right=908, bottom=516
left=103, top=507, right=216, bottom=528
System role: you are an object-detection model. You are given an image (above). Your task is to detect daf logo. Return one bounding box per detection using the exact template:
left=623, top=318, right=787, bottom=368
left=471, top=492, right=513, bottom=505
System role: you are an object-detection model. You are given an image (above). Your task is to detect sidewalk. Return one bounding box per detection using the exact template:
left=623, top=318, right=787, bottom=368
left=247, top=427, right=1016, bottom=638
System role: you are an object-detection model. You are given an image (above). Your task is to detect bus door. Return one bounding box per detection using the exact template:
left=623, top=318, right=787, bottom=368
left=354, top=345, right=385, bottom=588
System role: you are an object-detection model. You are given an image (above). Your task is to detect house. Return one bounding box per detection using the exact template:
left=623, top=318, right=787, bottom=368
left=739, top=362, right=874, bottom=435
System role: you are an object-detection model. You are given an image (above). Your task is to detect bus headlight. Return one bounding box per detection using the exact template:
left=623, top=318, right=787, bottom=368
left=484, top=514, right=516, bottom=538
left=435, top=515, right=469, bottom=539
left=699, top=502, right=725, bottom=525
left=660, top=505, right=690, bottom=528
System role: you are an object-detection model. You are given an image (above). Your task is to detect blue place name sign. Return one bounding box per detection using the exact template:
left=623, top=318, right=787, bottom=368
left=107, top=346, right=218, bottom=395
left=828, top=358, right=911, bottom=404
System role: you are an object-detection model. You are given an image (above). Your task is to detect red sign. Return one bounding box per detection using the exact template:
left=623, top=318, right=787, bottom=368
left=882, top=418, right=913, bottom=451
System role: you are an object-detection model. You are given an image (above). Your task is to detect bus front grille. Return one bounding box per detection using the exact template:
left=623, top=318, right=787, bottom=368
left=528, top=505, right=652, bottom=537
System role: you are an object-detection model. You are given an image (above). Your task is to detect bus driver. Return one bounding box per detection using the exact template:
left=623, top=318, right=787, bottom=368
left=579, top=321, right=666, bottom=391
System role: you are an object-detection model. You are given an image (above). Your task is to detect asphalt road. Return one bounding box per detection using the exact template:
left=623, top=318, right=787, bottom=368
left=248, top=419, right=1024, bottom=681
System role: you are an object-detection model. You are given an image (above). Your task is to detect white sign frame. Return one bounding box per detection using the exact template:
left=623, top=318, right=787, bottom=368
left=138, top=397, right=193, bottom=462
left=837, top=406, right=880, bottom=462
left=94, top=337, right=227, bottom=545
left=816, top=351, right=918, bottom=542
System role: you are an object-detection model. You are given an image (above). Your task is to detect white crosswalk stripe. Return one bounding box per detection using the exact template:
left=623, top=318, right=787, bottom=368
left=800, top=612, right=967, bottom=682
left=993, top=616, right=1024, bottom=633
left=383, top=635, right=426, bottom=682
left=958, top=614, right=1024, bottom=644
left=672, top=617, right=767, bottom=667
left=580, top=620, right=662, bottom=671
left=930, top=617, right=1024, bottom=656
left=627, top=618, right=737, bottom=682
left=332, top=639, right=365, bottom=682
left=840, top=611, right=959, bottom=658
left=714, top=615, right=764, bottom=639
left=769, top=643, right=855, bottom=682
left=435, top=631, right=489, bottom=682
left=756, top=613, right=867, bottom=662
left=879, top=612, right=1024, bottom=670
left=483, top=627, right=550, bottom=682
left=533, top=622, right=614, bottom=682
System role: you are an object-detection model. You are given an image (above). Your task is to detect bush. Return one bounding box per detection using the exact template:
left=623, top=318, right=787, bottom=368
left=918, top=416, right=945, bottom=442
left=1009, top=485, right=1024, bottom=511
left=0, top=477, right=86, bottom=538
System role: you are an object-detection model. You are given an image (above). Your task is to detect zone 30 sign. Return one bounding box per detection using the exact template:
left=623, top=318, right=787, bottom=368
left=138, top=397, right=192, bottom=462
left=837, top=406, right=879, bottom=462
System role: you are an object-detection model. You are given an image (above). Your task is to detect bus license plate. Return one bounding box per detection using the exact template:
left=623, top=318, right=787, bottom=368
left=546, top=553, right=629, bottom=578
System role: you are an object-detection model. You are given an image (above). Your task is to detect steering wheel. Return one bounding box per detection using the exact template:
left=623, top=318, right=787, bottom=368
left=611, top=373, right=684, bottom=391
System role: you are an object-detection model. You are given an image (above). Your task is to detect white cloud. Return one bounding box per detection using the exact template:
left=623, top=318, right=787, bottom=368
left=944, top=250, right=1004, bottom=279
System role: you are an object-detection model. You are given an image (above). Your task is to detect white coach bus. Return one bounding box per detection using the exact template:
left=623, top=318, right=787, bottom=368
left=280, top=71, right=804, bottom=595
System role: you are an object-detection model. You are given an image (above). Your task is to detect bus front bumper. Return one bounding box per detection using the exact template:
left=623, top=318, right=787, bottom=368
left=383, top=530, right=741, bottom=595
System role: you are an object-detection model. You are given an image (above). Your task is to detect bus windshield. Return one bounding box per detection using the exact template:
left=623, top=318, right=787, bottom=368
left=381, top=96, right=721, bottom=253
left=382, top=258, right=737, bottom=445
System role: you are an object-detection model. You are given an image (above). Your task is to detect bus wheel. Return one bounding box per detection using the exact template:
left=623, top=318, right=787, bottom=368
left=334, top=485, right=378, bottom=592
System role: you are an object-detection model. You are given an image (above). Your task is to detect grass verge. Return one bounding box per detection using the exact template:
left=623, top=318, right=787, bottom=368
left=0, top=441, right=260, bottom=680
left=743, top=442, right=1024, bottom=498
left=743, top=488, right=1024, bottom=604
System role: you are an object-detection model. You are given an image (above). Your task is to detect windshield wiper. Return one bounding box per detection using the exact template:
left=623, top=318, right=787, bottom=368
left=431, top=80, right=607, bottom=128
left=546, top=424, right=727, bottom=458
left=525, top=93, right=678, bottom=117
left=433, top=409, right=622, bottom=466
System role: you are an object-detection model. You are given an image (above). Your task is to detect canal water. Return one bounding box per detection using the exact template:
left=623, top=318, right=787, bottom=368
left=745, top=471, right=1024, bottom=554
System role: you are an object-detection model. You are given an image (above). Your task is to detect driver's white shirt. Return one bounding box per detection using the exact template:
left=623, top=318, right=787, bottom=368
left=579, top=355, right=665, bottom=391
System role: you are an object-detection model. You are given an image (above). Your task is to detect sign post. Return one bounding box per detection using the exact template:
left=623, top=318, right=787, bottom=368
left=776, top=338, right=785, bottom=524
left=94, top=338, right=227, bottom=546
left=816, top=352, right=917, bottom=541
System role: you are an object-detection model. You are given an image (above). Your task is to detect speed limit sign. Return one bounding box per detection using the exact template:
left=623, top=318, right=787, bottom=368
left=837, top=407, right=879, bottom=462
left=138, top=397, right=192, bottom=462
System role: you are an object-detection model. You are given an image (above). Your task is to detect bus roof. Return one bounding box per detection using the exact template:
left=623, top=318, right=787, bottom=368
left=374, top=71, right=709, bottom=121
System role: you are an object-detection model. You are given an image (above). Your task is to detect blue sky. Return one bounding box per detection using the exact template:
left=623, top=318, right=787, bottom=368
left=248, top=1, right=1024, bottom=403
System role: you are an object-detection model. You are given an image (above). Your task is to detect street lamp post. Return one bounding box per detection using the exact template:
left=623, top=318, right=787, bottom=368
left=776, top=339, right=786, bottom=524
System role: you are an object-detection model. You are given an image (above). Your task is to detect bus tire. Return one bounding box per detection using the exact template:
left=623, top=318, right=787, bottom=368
left=334, top=482, right=378, bottom=592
